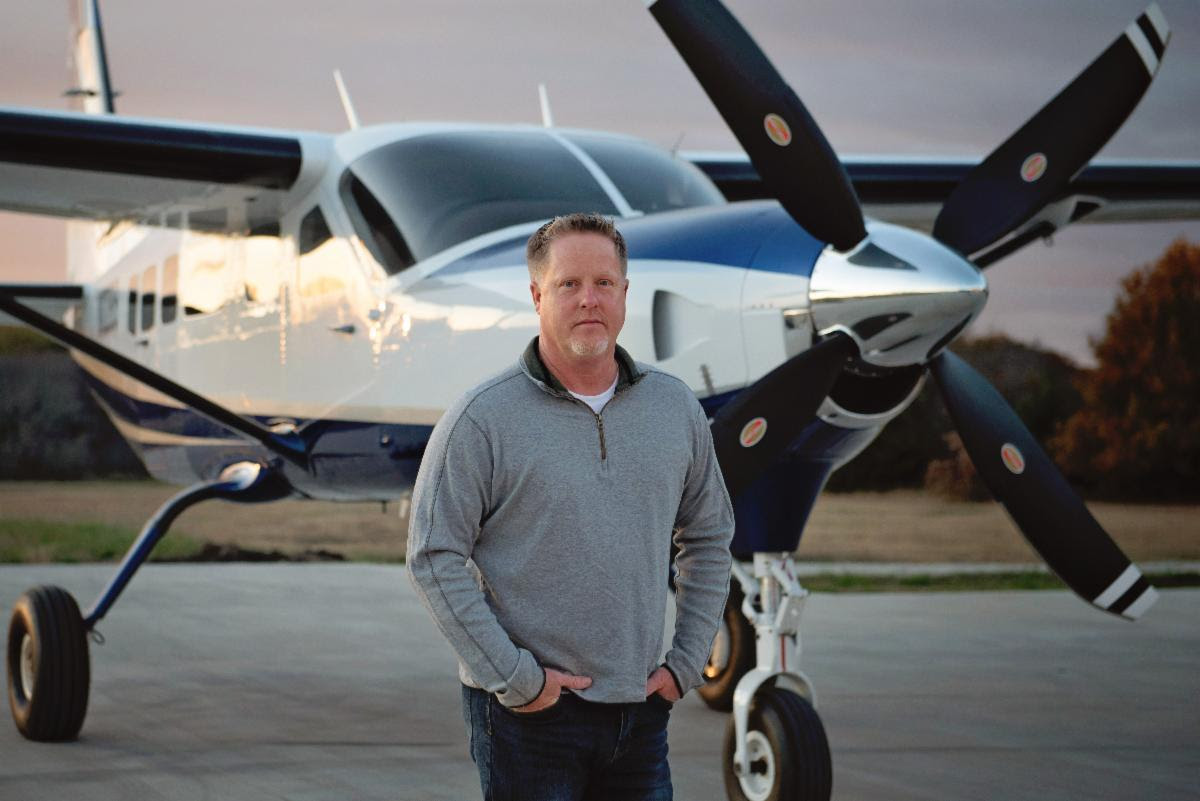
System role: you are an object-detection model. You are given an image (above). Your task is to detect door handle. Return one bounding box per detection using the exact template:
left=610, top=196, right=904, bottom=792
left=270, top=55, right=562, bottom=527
left=329, top=324, right=356, bottom=335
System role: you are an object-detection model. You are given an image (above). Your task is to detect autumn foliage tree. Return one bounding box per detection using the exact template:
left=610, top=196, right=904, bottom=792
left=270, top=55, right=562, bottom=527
left=1050, top=239, right=1200, bottom=501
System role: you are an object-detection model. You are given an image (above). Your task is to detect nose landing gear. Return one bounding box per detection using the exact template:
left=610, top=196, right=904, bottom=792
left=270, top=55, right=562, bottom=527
left=716, top=554, right=832, bottom=801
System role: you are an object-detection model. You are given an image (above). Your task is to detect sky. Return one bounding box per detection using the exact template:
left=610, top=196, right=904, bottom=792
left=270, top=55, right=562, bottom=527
left=1, top=0, right=1198, bottom=366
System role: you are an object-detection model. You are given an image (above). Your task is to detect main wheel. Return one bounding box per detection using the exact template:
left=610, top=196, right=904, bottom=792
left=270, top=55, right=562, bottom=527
left=6, top=586, right=91, bottom=741
left=722, top=686, right=832, bottom=801
left=698, top=582, right=754, bottom=711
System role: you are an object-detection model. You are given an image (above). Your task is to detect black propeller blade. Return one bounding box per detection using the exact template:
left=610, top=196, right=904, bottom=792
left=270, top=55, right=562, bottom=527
left=933, top=4, right=1170, bottom=259
left=648, top=0, right=866, bottom=252
left=711, top=332, right=857, bottom=500
left=929, top=350, right=1157, bottom=620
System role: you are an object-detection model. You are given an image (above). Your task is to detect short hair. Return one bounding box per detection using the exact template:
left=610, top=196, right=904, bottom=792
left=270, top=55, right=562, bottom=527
left=526, top=213, right=628, bottom=282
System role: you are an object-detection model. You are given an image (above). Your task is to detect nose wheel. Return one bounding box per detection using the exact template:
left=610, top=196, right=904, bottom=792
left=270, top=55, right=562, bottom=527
left=6, top=586, right=91, bottom=741
left=723, top=685, right=831, bottom=801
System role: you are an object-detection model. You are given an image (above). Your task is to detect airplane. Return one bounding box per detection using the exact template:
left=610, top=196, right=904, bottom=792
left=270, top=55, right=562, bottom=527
left=2, top=2, right=1198, bottom=799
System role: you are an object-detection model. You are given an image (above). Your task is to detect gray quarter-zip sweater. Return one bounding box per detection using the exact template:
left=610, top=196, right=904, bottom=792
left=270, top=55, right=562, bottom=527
left=407, top=337, right=734, bottom=707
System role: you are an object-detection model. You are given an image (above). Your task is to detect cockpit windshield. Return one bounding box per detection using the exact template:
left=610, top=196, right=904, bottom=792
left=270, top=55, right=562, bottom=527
left=341, top=130, right=724, bottom=276
left=562, top=132, right=725, bottom=215
left=342, top=131, right=616, bottom=274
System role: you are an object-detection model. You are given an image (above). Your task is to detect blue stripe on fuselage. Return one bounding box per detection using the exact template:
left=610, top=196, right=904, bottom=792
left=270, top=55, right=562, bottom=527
left=433, top=200, right=825, bottom=278
left=79, top=369, right=432, bottom=459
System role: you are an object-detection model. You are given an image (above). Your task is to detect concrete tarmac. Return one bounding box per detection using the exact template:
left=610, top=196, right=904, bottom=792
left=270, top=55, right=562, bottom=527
left=0, top=564, right=1196, bottom=800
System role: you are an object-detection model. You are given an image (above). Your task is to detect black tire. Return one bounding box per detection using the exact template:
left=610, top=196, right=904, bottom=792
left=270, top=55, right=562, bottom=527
left=722, top=686, right=832, bottom=801
left=6, top=586, right=91, bottom=741
left=698, top=582, right=754, bottom=711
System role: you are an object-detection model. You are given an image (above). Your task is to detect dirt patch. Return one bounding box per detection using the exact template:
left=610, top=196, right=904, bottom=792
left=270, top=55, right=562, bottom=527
left=0, top=481, right=1197, bottom=563
left=800, top=490, right=1200, bottom=563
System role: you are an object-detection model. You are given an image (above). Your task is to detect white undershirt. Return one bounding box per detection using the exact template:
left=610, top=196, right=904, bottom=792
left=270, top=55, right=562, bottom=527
left=568, top=376, right=618, bottom=414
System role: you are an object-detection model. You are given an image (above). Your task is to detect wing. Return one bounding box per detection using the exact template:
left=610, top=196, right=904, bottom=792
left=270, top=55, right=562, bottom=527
left=0, top=107, right=326, bottom=230
left=688, top=151, right=1200, bottom=231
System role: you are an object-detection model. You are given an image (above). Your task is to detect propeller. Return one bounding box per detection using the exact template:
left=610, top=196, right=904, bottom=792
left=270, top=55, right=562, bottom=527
left=933, top=4, right=1170, bottom=259
left=710, top=332, right=857, bottom=500
left=647, top=0, right=866, bottom=252
left=648, top=0, right=1166, bottom=618
left=929, top=351, right=1157, bottom=619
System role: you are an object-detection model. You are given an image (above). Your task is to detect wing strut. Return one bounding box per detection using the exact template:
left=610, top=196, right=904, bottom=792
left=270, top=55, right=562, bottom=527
left=0, top=287, right=309, bottom=468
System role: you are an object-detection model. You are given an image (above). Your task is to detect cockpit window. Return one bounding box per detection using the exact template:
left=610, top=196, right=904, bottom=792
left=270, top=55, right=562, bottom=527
left=342, top=174, right=416, bottom=276
left=563, top=133, right=725, bottom=214
left=341, top=131, right=619, bottom=267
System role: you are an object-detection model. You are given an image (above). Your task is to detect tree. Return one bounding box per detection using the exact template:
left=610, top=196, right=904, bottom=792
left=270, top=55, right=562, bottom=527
left=1050, top=239, right=1200, bottom=501
left=0, top=328, right=146, bottom=480
left=827, top=335, right=1082, bottom=496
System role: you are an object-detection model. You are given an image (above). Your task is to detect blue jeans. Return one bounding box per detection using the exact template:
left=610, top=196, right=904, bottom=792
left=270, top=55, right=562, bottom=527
left=461, top=684, right=673, bottom=801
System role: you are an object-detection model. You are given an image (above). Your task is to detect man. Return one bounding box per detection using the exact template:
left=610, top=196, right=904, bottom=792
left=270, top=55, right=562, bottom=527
left=407, top=213, right=734, bottom=800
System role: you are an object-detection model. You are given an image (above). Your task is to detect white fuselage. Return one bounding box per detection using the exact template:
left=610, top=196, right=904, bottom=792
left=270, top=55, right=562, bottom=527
left=64, top=123, right=979, bottom=498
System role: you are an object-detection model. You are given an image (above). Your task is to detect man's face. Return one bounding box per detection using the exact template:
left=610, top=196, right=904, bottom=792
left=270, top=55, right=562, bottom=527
left=530, top=232, right=628, bottom=361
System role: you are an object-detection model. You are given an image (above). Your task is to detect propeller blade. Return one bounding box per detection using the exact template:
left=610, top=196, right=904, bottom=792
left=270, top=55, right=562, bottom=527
left=929, top=350, right=1157, bottom=620
left=933, top=4, right=1170, bottom=259
left=648, top=0, right=866, bottom=251
left=712, top=332, right=857, bottom=499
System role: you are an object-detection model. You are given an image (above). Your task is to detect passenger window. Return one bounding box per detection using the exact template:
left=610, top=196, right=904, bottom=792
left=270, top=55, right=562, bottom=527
left=127, top=276, right=137, bottom=334
left=161, top=256, right=179, bottom=324
left=140, top=266, right=157, bottom=331
left=299, top=207, right=331, bottom=255
left=297, top=206, right=345, bottom=298
left=182, top=233, right=230, bottom=316
left=98, top=286, right=119, bottom=332
left=244, top=234, right=283, bottom=304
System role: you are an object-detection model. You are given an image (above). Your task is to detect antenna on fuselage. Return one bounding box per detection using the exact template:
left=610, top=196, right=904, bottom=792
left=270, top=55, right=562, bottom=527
left=538, top=83, right=554, bottom=128
left=65, top=0, right=117, bottom=114
left=669, top=131, right=686, bottom=159
left=333, top=69, right=361, bottom=131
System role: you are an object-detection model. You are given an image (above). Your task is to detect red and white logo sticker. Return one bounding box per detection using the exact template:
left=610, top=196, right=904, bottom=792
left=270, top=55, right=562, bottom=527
left=763, top=114, right=792, bottom=147
left=739, top=417, right=768, bottom=448
left=1000, top=443, right=1026, bottom=475
left=1020, top=153, right=1048, bottom=182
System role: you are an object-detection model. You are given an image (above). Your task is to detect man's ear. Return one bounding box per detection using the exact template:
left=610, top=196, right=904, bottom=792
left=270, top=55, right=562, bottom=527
left=530, top=281, right=541, bottom=313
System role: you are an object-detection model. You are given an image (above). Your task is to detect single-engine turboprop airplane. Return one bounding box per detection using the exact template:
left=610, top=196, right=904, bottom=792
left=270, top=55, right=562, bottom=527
left=3, top=2, right=1198, bottom=799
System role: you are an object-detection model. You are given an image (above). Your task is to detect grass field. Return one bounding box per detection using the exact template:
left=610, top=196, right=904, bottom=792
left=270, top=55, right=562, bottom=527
left=2, top=481, right=1197, bottom=572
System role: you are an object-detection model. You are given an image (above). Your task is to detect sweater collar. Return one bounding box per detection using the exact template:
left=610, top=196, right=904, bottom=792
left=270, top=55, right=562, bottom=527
left=520, top=336, right=643, bottom=396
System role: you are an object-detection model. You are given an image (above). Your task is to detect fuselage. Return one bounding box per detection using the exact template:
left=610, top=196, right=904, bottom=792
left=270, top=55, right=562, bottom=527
left=65, top=123, right=984, bottom=522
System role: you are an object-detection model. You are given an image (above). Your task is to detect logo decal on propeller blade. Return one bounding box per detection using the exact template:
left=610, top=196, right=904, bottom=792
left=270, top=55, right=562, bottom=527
left=1000, top=443, right=1026, bottom=475
left=763, top=114, right=792, bottom=147
left=740, top=417, right=768, bottom=448
left=1020, top=153, right=1048, bottom=182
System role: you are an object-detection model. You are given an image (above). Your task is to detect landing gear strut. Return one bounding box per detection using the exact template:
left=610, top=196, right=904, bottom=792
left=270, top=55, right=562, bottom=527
left=718, top=553, right=832, bottom=801
left=4, top=462, right=286, bottom=741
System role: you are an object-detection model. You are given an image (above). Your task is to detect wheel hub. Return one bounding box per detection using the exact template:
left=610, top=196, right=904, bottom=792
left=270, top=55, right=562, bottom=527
left=704, top=619, right=731, bottom=678
left=738, top=730, right=776, bottom=801
left=20, top=632, right=35, bottom=700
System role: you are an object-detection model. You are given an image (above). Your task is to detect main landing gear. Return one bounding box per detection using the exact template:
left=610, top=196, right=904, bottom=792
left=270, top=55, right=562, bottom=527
left=5, top=462, right=287, bottom=741
left=709, top=553, right=832, bottom=801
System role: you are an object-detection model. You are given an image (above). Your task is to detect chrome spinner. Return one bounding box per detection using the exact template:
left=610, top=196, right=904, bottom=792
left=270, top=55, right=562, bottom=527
left=809, top=222, right=987, bottom=368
